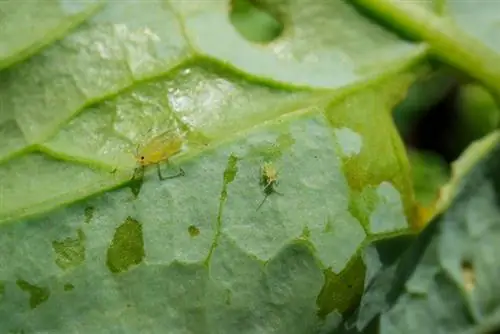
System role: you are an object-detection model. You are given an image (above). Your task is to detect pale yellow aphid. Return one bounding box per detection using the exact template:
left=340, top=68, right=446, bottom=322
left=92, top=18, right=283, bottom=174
left=256, top=162, right=283, bottom=211
left=133, top=131, right=185, bottom=180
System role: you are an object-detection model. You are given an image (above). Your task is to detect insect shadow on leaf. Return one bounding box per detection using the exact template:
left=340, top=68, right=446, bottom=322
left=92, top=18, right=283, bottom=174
left=256, top=162, right=284, bottom=211
left=132, top=131, right=186, bottom=181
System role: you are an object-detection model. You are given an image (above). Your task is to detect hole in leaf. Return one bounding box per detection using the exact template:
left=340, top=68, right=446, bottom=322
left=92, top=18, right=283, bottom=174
left=230, top=0, right=284, bottom=43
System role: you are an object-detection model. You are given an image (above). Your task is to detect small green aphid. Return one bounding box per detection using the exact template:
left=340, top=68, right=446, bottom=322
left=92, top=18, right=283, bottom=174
left=256, top=162, right=283, bottom=211
left=133, top=131, right=185, bottom=180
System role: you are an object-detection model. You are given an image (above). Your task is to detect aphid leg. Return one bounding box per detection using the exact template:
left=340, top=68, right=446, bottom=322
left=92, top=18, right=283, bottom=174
left=256, top=193, right=270, bottom=211
left=263, top=181, right=284, bottom=196
left=156, top=162, right=185, bottom=181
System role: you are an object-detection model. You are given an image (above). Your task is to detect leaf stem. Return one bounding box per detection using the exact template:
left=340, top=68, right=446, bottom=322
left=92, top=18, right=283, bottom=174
left=352, top=0, right=500, bottom=100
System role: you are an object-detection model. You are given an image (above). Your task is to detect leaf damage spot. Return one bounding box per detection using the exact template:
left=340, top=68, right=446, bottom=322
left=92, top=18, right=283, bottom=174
left=229, top=0, right=284, bottom=44
left=107, top=216, right=145, bottom=274
left=0, top=280, right=4, bottom=301
left=16, top=279, right=50, bottom=309
left=206, top=154, right=240, bottom=263
left=225, top=289, right=232, bottom=305
left=52, top=228, right=86, bottom=270
left=188, top=225, right=200, bottom=237
left=316, top=259, right=364, bottom=319
left=222, top=154, right=240, bottom=195
left=300, top=226, right=311, bottom=239
left=129, top=167, right=145, bottom=198
left=369, top=182, right=408, bottom=234
left=84, top=206, right=94, bottom=224
left=461, top=260, right=475, bottom=292
left=334, top=127, right=362, bottom=157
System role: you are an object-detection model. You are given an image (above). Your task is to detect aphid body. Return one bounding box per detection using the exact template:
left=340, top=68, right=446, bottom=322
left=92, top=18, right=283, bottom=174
left=257, top=162, right=283, bottom=211
left=134, top=131, right=185, bottom=180
left=261, top=162, right=278, bottom=191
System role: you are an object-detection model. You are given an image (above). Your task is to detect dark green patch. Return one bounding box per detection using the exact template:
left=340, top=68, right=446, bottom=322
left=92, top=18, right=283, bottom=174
left=8, top=329, right=25, bottom=334
left=225, top=289, right=232, bottom=305
left=129, top=167, right=145, bottom=198
left=84, top=206, right=94, bottom=224
left=188, top=225, right=200, bottom=237
left=316, top=257, right=365, bottom=319
left=52, top=228, right=86, bottom=270
left=250, top=132, right=295, bottom=162
left=301, top=226, right=311, bottom=239
left=219, top=154, right=240, bottom=210
left=223, top=154, right=239, bottom=189
left=0, top=280, right=4, bottom=300
left=206, top=154, right=240, bottom=263
left=63, top=283, right=74, bottom=291
left=348, top=186, right=378, bottom=232
left=107, top=216, right=145, bottom=274
left=16, top=279, right=50, bottom=309
left=324, top=218, right=333, bottom=233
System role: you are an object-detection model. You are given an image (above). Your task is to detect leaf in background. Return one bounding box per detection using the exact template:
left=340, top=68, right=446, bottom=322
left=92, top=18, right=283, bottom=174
left=0, top=0, right=427, bottom=332
left=445, top=0, right=500, bottom=55
left=392, top=67, right=457, bottom=138
left=407, top=149, right=449, bottom=229
left=351, top=0, right=500, bottom=100
left=0, top=0, right=104, bottom=70
left=450, top=83, right=500, bottom=156
left=342, top=131, right=500, bottom=334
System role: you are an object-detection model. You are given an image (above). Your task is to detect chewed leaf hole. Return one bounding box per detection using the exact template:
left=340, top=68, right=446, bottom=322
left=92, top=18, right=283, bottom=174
left=230, top=0, right=284, bottom=43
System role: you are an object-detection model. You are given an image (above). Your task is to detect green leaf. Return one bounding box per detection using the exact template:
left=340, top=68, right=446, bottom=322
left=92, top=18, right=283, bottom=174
left=0, top=0, right=104, bottom=70
left=351, top=0, right=500, bottom=100
left=409, top=151, right=449, bottom=204
left=0, top=1, right=425, bottom=332
left=343, top=131, right=500, bottom=333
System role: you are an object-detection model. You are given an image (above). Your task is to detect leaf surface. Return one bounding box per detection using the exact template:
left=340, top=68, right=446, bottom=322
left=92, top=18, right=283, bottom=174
left=343, top=132, right=500, bottom=334
left=0, top=1, right=425, bottom=332
left=0, top=0, right=104, bottom=69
